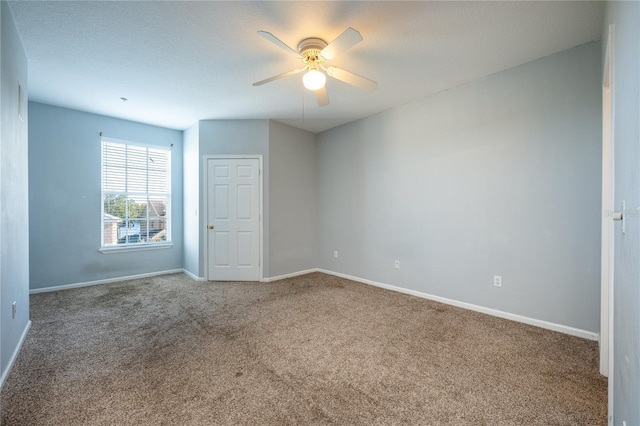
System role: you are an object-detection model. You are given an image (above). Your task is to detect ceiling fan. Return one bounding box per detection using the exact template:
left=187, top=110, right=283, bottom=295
left=252, top=27, right=378, bottom=107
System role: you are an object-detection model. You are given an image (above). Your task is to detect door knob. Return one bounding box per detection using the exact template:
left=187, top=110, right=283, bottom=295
left=208, top=225, right=214, bottom=230
left=613, top=201, right=625, bottom=234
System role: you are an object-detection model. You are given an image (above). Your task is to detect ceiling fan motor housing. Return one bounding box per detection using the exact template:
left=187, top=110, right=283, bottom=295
left=298, top=37, right=328, bottom=64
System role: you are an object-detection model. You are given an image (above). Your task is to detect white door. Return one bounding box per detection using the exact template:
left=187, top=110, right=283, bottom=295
left=206, top=158, right=261, bottom=281
left=600, top=25, right=614, bottom=378
left=601, top=23, right=615, bottom=425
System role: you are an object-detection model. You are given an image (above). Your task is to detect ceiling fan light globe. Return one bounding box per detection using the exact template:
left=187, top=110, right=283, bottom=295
left=303, top=70, right=326, bottom=91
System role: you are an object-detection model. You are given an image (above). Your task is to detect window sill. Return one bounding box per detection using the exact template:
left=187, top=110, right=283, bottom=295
left=99, top=243, right=173, bottom=254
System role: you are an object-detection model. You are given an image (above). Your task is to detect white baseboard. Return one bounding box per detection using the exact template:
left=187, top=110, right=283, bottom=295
left=182, top=269, right=205, bottom=281
left=26, top=266, right=599, bottom=341
left=316, top=269, right=599, bottom=341
left=0, top=320, right=31, bottom=390
left=29, top=269, right=184, bottom=294
left=262, top=268, right=320, bottom=282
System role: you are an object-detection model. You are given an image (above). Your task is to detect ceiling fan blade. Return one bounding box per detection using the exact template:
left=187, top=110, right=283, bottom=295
left=320, top=27, right=363, bottom=61
left=253, top=67, right=306, bottom=86
left=315, top=86, right=330, bottom=107
left=326, top=66, right=378, bottom=92
left=257, top=30, right=300, bottom=57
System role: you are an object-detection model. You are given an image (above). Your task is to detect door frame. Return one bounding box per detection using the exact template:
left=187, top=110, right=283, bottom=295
left=601, top=23, right=615, bottom=424
left=203, top=155, right=264, bottom=281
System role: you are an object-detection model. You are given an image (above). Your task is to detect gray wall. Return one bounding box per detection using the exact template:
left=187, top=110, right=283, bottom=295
left=183, top=123, right=200, bottom=278
left=603, top=2, right=640, bottom=424
left=28, top=103, right=184, bottom=290
left=316, top=41, right=602, bottom=333
left=268, top=121, right=317, bottom=277
left=1, top=1, right=30, bottom=382
left=186, top=119, right=317, bottom=280
left=197, top=120, right=270, bottom=278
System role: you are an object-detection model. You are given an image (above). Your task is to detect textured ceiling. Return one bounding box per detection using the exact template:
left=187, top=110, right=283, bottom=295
left=8, top=1, right=603, bottom=133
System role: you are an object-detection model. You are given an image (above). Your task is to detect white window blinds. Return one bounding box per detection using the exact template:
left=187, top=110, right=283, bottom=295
left=101, top=138, right=171, bottom=247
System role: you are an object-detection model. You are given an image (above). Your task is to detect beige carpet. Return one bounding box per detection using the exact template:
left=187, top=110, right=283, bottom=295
left=1, top=272, right=606, bottom=425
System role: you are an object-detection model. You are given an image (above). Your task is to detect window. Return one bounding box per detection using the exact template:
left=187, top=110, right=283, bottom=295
left=101, top=137, right=171, bottom=250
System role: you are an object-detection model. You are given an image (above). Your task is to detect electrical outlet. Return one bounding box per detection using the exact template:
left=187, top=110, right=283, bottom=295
left=333, top=250, right=338, bottom=258
left=12, top=301, right=16, bottom=319
left=394, top=260, right=400, bottom=269
left=493, top=276, right=502, bottom=287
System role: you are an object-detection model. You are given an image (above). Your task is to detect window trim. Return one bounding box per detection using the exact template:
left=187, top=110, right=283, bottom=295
left=100, top=137, right=172, bottom=252
left=99, top=242, right=173, bottom=254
